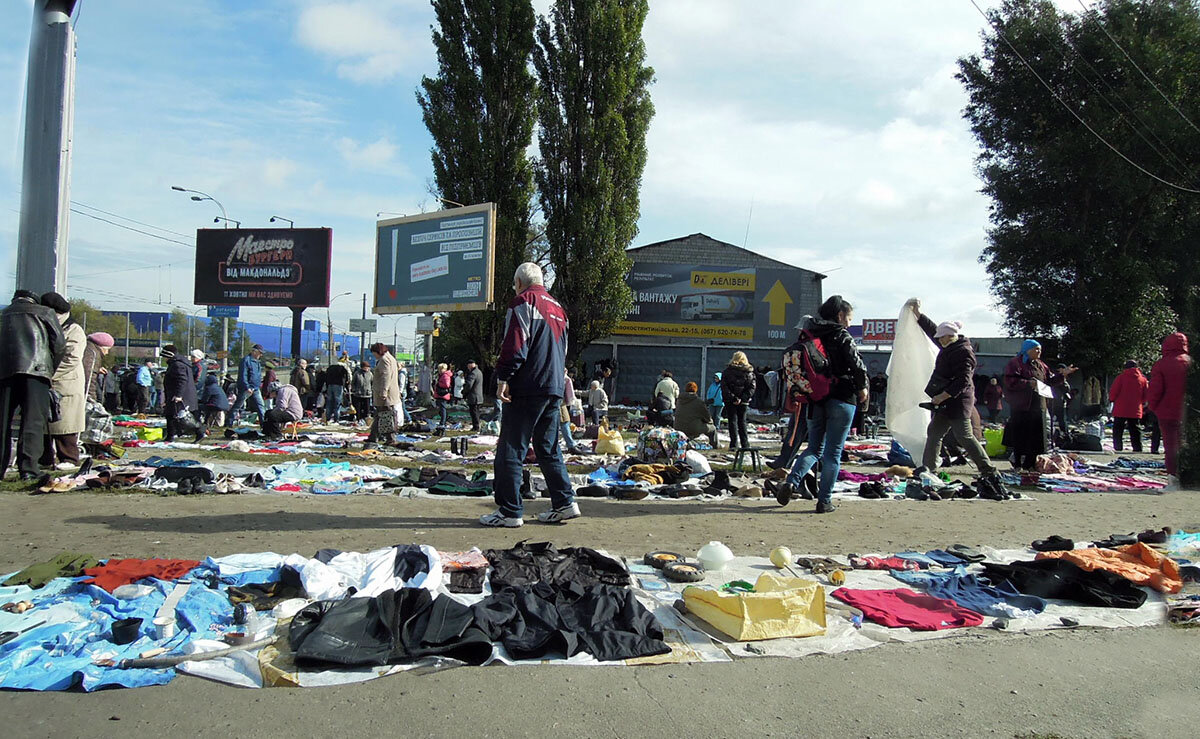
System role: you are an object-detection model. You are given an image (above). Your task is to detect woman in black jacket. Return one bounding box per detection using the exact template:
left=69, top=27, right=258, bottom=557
left=162, top=345, right=204, bottom=443
left=720, top=351, right=756, bottom=451
left=780, top=295, right=867, bottom=513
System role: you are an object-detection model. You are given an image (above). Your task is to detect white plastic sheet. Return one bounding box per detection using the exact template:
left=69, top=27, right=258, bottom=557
left=886, top=307, right=937, bottom=464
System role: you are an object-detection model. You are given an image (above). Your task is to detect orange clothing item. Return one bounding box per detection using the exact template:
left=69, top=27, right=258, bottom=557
left=1036, top=542, right=1181, bottom=594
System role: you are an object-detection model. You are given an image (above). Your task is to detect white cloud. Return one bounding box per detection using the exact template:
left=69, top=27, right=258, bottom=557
left=294, top=1, right=431, bottom=83
left=335, top=136, right=399, bottom=170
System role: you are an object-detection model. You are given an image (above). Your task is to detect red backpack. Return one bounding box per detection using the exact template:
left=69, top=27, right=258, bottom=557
left=782, top=330, right=833, bottom=406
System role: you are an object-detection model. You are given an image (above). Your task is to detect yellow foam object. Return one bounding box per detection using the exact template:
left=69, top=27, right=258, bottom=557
left=683, top=572, right=826, bottom=641
left=595, top=427, right=625, bottom=456
left=137, top=427, right=163, bottom=442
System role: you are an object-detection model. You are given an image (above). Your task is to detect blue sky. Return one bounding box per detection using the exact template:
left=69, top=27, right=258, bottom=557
left=0, top=0, right=1088, bottom=344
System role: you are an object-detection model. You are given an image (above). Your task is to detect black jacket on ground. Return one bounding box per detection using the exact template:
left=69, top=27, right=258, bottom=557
left=289, top=587, right=494, bottom=667
left=463, top=367, right=484, bottom=404
left=0, top=300, right=66, bottom=382
left=803, top=317, right=867, bottom=405
left=916, top=313, right=976, bottom=419
left=483, top=541, right=630, bottom=590
left=473, top=581, right=671, bottom=662
left=980, top=559, right=1147, bottom=609
left=164, top=356, right=198, bottom=412
left=720, top=364, right=756, bottom=405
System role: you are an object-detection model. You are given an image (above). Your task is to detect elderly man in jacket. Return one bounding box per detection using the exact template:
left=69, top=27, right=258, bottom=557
left=480, top=263, right=577, bottom=528
left=0, top=290, right=66, bottom=479
left=907, top=299, right=998, bottom=480
left=228, top=344, right=265, bottom=426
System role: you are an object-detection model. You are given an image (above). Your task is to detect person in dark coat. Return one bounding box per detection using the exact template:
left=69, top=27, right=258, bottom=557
left=1109, top=359, right=1149, bottom=453
left=1002, top=340, right=1077, bottom=470
left=199, top=371, right=231, bottom=429
left=0, top=290, right=66, bottom=479
left=983, top=376, right=1004, bottom=421
left=908, top=301, right=998, bottom=479
left=780, top=295, right=868, bottom=513
left=674, top=382, right=718, bottom=446
left=720, top=351, right=756, bottom=451
left=462, top=360, right=485, bottom=431
left=162, top=345, right=204, bottom=443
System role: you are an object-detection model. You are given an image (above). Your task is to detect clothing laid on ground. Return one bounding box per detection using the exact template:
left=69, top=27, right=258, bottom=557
left=849, top=556, right=921, bottom=572
left=81, top=558, right=202, bottom=592
left=1035, top=542, right=1182, bottom=594
left=227, top=566, right=308, bottom=611
left=289, top=587, right=494, bottom=667
left=473, top=580, right=670, bottom=662
left=891, top=566, right=1047, bottom=618
left=830, top=587, right=985, bottom=630
left=483, top=541, right=629, bottom=590
left=2, top=551, right=99, bottom=588
left=980, top=559, right=1148, bottom=609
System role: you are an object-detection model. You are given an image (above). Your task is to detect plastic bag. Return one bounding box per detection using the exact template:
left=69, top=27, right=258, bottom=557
left=886, top=306, right=937, bottom=465
left=595, top=427, right=625, bottom=456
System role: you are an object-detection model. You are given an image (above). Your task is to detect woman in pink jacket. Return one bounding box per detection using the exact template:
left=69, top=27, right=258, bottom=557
left=1147, top=332, right=1191, bottom=489
left=1108, top=360, right=1149, bottom=453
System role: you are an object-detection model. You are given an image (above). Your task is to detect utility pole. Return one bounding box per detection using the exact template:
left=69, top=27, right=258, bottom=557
left=16, top=1, right=79, bottom=295
left=222, top=317, right=228, bottom=376
left=124, top=312, right=130, bottom=366
left=359, top=293, right=367, bottom=362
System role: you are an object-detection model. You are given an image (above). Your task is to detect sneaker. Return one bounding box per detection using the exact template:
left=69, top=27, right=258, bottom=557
left=479, top=510, right=523, bottom=528
left=774, top=481, right=794, bottom=507
left=537, top=502, right=581, bottom=523
left=815, top=500, right=836, bottom=513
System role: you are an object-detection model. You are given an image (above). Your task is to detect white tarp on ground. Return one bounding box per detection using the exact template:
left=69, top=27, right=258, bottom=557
left=886, top=305, right=938, bottom=465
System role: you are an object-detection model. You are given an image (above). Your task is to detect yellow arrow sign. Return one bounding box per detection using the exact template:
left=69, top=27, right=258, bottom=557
left=762, top=280, right=793, bottom=326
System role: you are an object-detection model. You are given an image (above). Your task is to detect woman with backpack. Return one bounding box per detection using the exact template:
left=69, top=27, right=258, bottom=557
left=778, top=295, right=868, bottom=513
left=720, top=352, right=756, bottom=452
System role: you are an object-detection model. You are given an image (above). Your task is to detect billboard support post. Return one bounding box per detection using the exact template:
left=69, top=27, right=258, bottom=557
left=222, top=318, right=228, bottom=376
left=290, top=308, right=303, bottom=361
left=360, top=293, right=367, bottom=362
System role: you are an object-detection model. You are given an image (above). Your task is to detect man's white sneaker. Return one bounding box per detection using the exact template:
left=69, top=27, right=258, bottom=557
left=479, top=510, right=523, bottom=528
left=537, top=502, right=581, bottom=523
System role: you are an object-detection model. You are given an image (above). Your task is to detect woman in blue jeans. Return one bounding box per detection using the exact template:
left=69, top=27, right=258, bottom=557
left=778, top=295, right=868, bottom=513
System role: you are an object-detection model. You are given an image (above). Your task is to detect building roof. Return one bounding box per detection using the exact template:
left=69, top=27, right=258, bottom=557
left=627, top=233, right=825, bottom=279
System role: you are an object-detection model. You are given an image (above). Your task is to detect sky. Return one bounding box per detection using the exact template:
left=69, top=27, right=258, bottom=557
left=0, top=0, right=1090, bottom=346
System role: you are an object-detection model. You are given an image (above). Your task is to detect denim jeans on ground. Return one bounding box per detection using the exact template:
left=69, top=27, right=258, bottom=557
left=785, top=398, right=856, bottom=504
left=228, top=387, right=264, bottom=426
left=325, top=384, right=344, bottom=422
left=493, top=395, right=574, bottom=518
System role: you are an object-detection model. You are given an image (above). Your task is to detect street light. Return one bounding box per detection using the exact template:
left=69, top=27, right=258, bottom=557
left=376, top=211, right=406, bottom=218
left=326, top=291, right=353, bottom=365
left=214, top=216, right=241, bottom=228
left=269, top=216, right=294, bottom=228
left=171, top=185, right=229, bottom=223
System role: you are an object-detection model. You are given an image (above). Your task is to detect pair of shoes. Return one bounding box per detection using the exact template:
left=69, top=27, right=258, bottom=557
left=1136, top=527, right=1173, bottom=544
left=815, top=500, right=836, bottom=513
left=857, top=481, right=887, bottom=499
left=1032, top=535, right=1074, bottom=552
left=479, top=510, right=524, bottom=528
left=537, top=502, right=581, bottom=523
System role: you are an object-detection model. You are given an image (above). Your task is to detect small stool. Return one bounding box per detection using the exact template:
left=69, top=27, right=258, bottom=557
left=283, top=422, right=301, bottom=440
left=733, top=447, right=762, bottom=472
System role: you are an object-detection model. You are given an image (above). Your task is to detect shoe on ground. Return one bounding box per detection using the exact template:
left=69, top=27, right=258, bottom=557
left=799, top=471, right=817, bottom=500
left=537, top=502, right=581, bottom=523
left=815, top=500, right=836, bottom=513
left=774, top=481, right=794, bottom=506
left=54, top=462, right=76, bottom=471
left=479, top=510, right=524, bottom=528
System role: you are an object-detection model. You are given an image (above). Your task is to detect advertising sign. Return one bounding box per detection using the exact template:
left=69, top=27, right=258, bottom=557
left=861, top=319, right=897, bottom=343
left=194, top=228, right=332, bottom=307
left=348, top=318, right=377, bottom=333
left=374, top=203, right=496, bottom=314
left=613, top=263, right=807, bottom=345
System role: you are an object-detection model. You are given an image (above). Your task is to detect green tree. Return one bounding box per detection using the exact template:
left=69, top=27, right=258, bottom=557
left=167, top=308, right=192, bottom=350
left=533, top=0, right=653, bottom=361
left=417, top=0, right=538, bottom=370
left=958, top=0, right=1200, bottom=479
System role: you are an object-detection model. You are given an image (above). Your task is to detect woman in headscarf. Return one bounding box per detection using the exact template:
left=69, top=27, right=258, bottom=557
left=83, top=332, right=115, bottom=403
left=41, top=292, right=86, bottom=467
left=1002, top=339, right=1076, bottom=470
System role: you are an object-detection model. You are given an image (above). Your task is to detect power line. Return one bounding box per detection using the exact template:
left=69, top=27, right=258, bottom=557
left=969, top=0, right=1200, bottom=195
left=68, top=207, right=196, bottom=247
left=71, top=200, right=193, bottom=238
left=73, top=260, right=191, bottom=279
left=1074, top=0, right=1200, bottom=138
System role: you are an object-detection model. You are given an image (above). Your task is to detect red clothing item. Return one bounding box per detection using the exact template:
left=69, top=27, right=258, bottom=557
left=434, top=370, right=453, bottom=401
left=983, top=383, right=1004, bottom=411
left=1108, top=367, right=1149, bottom=419
left=82, top=558, right=201, bottom=592
left=831, top=587, right=984, bottom=630
left=849, top=556, right=921, bottom=572
left=1147, top=333, right=1191, bottom=422
left=1002, top=356, right=1065, bottom=412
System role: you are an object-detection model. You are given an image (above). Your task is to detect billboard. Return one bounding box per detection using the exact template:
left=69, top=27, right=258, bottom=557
left=614, top=263, right=808, bottom=345
left=194, top=228, right=332, bottom=307
left=374, top=203, right=496, bottom=314
left=861, top=319, right=896, bottom=343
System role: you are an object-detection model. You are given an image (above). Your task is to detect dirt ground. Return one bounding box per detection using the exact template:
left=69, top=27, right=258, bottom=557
left=1, top=453, right=1197, bottom=738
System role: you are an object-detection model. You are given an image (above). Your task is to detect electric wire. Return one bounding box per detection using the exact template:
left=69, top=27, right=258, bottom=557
left=968, top=0, right=1200, bottom=194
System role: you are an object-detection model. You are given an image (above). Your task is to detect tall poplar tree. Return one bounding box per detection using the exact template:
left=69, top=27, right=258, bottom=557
left=533, top=0, right=653, bottom=360
left=417, top=0, right=538, bottom=370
